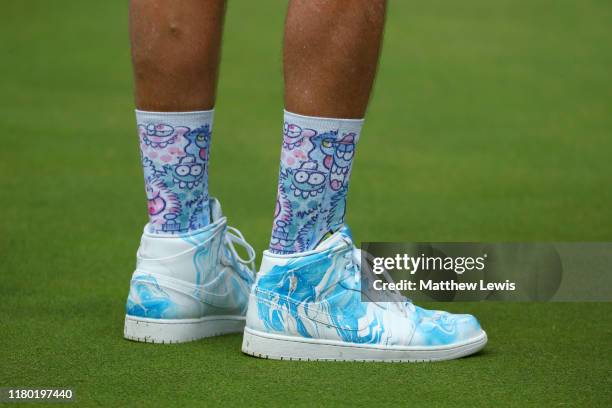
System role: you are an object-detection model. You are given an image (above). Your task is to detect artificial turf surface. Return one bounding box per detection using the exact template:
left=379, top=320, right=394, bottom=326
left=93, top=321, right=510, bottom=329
left=1, top=0, right=611, bottom=406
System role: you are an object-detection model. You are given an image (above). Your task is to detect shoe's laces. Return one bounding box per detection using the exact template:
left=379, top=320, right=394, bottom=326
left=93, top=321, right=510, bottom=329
left=224, top=226, right=256, bottom=276
left=343, top=240, right=414, bottom=313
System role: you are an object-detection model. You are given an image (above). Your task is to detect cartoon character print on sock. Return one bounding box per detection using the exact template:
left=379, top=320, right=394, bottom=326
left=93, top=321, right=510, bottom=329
left=311, top=131, right=358, bottom=235
left=270, top=121, right=358, bottom=254
left=283, top=122, right=315, bottom=150
left=272, top=123, right=323, bottom=253
left=184, top=124, right=212, bottom=162
left=272, top=163, right=326, bottom=252
left=139, top=123, right=212, bottom=233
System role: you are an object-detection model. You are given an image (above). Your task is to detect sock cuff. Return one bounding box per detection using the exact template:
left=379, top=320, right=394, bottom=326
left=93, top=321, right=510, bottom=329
left=284, top=110, right=364, bottom=137
left=135, top=109, right=214, bottom=128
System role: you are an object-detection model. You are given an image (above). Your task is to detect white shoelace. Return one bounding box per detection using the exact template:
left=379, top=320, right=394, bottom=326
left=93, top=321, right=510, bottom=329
left=224, top=226, right=256, bottom=277
left=344, top=240, right=415, bottom=314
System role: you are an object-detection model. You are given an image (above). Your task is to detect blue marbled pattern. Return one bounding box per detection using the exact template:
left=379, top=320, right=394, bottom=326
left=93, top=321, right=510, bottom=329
left=126, top=274, right=176, bottom=319
left=253, top=226, right=483, bottom=347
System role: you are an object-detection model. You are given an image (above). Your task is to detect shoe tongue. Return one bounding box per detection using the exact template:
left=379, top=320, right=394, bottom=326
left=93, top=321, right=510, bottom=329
left=316, top=225, right=353, bottom=250
left=209, top=197, right=223, bottom=222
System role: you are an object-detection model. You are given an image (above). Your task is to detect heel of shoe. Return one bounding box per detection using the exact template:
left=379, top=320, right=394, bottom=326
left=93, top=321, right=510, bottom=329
left=125, top=271, right=204, bottom=320
left=124, top=315, right=246, bottom=344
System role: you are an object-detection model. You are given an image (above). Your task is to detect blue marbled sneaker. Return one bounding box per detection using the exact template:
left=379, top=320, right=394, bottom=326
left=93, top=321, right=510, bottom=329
left=242, top=227, right=487, bottom=361
left=124, top=198, right=255, bottom=344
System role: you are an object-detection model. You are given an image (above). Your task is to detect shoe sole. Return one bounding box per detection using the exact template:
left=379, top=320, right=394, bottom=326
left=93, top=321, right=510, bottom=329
left=124, top=315, right=245, bottom=344
left=241, top=327, right=487, bottom=362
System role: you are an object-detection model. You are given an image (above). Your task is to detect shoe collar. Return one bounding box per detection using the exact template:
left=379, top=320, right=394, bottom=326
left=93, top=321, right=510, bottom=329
left=262, top=225, right=354, bottom=259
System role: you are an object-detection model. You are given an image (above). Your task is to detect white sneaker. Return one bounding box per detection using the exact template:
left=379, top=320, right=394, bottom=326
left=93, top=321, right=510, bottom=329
left=242, top=227, right=487, bottom=361
left=124, top=198, right=255, bottom=344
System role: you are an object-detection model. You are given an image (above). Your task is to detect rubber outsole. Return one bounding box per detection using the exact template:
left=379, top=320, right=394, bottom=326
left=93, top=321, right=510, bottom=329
left=241, top=327, right=488, bottom=362
left=124, top=314, right=246, bottom=344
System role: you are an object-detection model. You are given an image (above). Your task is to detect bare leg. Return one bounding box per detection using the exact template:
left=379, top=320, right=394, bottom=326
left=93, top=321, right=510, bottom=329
left=284, top=0, right=387, bottom=118
left=129, top=0, right=226, bottom=111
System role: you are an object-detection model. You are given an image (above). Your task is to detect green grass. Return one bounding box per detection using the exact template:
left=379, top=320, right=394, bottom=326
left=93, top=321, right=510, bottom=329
left=1, top=0, right=611, bottom=406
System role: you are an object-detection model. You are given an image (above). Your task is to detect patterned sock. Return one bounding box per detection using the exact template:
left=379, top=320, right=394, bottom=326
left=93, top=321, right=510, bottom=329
left=270, top=110, right=363, bottom=254
left=136, top=110, right=213, bottom=234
